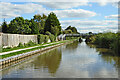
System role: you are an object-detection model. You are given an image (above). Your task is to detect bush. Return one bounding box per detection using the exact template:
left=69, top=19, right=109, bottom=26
left=49, top=34, right=55, bottom=42
left=38, top=34, right=45, bottom=44
left=24, top=40, right=36, bottom=47
left=44, top=35, right=49, bottom=43
left=86, top=32, right=120, bottom=56
left=94, top=33, right=115, bottom=48
left=18, top=43, right=24, bottom=47
left=45, top=31, right=51, bottom=35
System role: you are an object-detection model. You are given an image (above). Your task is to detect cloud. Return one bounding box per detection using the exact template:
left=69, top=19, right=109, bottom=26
left=105, top=14, right=119, bottom=19
left=2, top=0, right=120, bottom=2
left=52, top=9, right=96, bottom=18
left=60, top=20, right=118, bottom=33
left=61, top=20, right=118, bottom=26
left=0, top=2, right=96, bottom=19
left=2, top=0, right=120, bottom=5
left=40, top=2, right=90, bottom=9
left=0, top=2, right=47, bottom=18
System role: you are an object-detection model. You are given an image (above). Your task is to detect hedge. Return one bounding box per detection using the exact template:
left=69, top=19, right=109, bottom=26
left=38, top=34, right=49, bottom=44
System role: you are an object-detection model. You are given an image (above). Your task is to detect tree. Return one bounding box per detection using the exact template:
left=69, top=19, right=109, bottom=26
left=63, top=30, right=73, bottom=34
left=33, top=14, right=47, bottom=34
left=2, top=19, right=8, bottom=33
left=8, top=17, right=31, bottom=34
left=51, top=26, right=59, bottom=36
left=89, top=32, right=92, bottom=35
left=64, top=26, right=78, bottom=34
left=44, top=12, right=61, bottom=35
left=30, top=19, right=39, bottom=34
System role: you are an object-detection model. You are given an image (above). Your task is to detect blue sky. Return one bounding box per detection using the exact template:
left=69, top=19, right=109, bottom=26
left=0, top=1, right=119, bottom=33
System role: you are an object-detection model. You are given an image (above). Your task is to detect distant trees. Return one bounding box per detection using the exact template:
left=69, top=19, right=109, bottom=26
left=63, top=26, right=79, bottom=34
left=89, top=32, right=92, bottom=35
left=44, top=12, right=61, bottom=35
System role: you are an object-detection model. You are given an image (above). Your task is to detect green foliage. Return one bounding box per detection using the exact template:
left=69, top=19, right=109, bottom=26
left=89, top=32, right=93, bottom=35
left=49, top=34, right=55, bottom=42
left=33, top=14, right=47, bottom=34
left=8, top=17, right=32, bottom=34
left=63, top=26, right=79, bottom=34
left=38, top=34, right=45, bottom=44
left=44, top=35, right=49, bottom=43
left=18, top=43, right=24, bottom=47
left=51, top=26, right=59, bottom=36
left=45, top=31, right=51, bottom=35
left=94, top=32, right=116, bottom=48
left=45, top=31, right=55, bottom=42
left=44, top=12, right=61, bottom=35
left=30, top=19, right=39, bottom=34
left=0, top=26, right=2, bottom=32
left=24, top=40, right=37, bottom=47
left=2, top=20, right=8, bottom=33
left=63, top=29, right=73, bottom=34
left=86, top=32, right=120, bottom=56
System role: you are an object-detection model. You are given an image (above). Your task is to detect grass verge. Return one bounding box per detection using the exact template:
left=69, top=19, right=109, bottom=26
left=2, top=41, right=58, bottom=52
left=1, top=40, right=72, bottom=59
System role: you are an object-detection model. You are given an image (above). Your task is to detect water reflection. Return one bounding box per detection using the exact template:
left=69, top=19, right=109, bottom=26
left=65, top=41, right=79, bottom=50
left=32, top=49, right=62, bottom=74
left=87, top=43, right=120, bottom=68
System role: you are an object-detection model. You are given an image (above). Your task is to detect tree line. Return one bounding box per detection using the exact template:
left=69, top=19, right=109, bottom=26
left=2, top=12, right=61, bottom=36
left=2, top=12, right=79, bottom=36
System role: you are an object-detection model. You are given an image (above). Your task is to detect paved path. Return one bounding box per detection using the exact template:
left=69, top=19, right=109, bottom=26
left=0, top=42, right=59, bottom=56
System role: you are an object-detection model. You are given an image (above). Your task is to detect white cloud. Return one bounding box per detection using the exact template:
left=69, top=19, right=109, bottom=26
left=60, top=20, right=118, bottom=33
left=2, top=0, right=120, bottom=2
left=105, top=14, right=119, bottom=19
left=40, top=2, right=90, bottom=9
left=0, top=2, right=47, bottom=18
left=61, top=20, right=118, bottom=26
left=2, top=0, right=120, bottom=5
left=53, top=9, right=96, bottom=18
left=112, top=2, right=118, bottom=8
left=0, top=2, right=96, bottom=19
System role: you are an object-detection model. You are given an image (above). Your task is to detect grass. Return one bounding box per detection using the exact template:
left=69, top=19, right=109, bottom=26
left=2, top=41, right=58, bottom=52
left=1, top=40, right=71, bottom=59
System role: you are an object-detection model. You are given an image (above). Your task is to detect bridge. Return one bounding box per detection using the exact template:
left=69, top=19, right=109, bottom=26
left=57, top=33, right=97, bottom=40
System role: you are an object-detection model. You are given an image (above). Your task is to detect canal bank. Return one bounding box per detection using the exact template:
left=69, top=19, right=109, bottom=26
left=0, top=39, right=77, bottom=70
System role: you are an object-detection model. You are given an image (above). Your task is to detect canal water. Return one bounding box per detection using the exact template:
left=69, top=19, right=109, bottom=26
left=1, top=40, right=120, bottom=78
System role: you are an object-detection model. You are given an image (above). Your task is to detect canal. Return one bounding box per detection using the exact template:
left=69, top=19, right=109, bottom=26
left=1, top=40, right=120, bottom=78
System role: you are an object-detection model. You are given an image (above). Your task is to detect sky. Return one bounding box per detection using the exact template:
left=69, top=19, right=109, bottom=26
left=0, top=0, right=119, bottom=33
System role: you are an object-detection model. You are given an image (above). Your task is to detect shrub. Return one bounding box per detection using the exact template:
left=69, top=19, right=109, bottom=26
left=45, top=31, right=51, bottom=35
left=38, top=34, right=45, bottom=44
left=24, top=40, right=36, bottom=47
left=44, top=35, right=49, bottom=43
left=86, top=32, right=120, bottom=56
left=38, top=34, right=50, bottom=44
left=18, top=43, right=24, bottom=47
left=49, top=34, right=55, bottom=42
